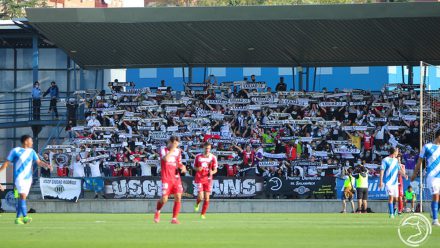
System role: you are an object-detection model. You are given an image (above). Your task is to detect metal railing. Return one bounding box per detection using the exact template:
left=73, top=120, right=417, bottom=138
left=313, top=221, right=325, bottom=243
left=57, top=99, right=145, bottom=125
left=0, top=97, right=68, bottom=122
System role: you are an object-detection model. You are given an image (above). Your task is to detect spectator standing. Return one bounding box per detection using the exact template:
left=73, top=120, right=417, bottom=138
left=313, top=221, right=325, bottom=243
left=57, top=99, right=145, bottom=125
left=66, top=98, right=79, bottom=127
left=89, top=159, right=102, bottom=199
left=139, top=157, right=152, bottom=176
left=341, top=168, right=356, bottom=213
left=70, top=155, right=85, bottom=178
left=275, top=77, right=287, bottom=92
left=43, top=81, right=59, bottom=119
left=87, top=113, right=101, bottom=127
left=40, top=152, right=51, bottom=177
left=354, top=166, right=369, bottom=213
left=31, top=81, right=42, bottom=120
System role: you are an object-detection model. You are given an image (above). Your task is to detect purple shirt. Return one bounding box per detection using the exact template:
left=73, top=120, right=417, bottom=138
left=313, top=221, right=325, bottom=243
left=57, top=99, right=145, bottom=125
left=403, top=154, right=417, bottom=170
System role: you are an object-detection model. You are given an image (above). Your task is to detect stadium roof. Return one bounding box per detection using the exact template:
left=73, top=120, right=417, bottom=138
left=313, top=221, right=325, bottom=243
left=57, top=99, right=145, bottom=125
left=26, top=3, right=440, bottom=69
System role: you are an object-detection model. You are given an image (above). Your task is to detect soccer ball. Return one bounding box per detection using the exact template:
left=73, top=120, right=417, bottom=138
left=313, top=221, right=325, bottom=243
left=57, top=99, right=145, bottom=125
left=405, top=207, right=411, bottom=213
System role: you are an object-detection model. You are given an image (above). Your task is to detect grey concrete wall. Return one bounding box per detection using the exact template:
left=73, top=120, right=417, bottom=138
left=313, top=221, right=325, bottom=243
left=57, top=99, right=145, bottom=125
left=26, top=199, right=432, bottom=214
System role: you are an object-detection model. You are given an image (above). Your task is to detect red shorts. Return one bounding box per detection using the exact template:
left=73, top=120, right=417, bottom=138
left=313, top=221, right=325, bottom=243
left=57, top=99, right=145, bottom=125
left=196, top=180, right=212, bottom=193
left=161, top=179, right=183, bottom=196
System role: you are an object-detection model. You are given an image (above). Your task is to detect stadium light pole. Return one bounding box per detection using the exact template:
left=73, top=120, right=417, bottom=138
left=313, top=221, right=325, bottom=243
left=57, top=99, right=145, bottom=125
left=419, top=60, right=424, bottom=212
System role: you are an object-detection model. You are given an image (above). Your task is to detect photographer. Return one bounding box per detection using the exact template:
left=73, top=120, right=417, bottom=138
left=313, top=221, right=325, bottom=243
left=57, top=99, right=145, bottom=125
left=353, top=165, right=369, bottom=213
left=341, top=167, right=356, bottom=213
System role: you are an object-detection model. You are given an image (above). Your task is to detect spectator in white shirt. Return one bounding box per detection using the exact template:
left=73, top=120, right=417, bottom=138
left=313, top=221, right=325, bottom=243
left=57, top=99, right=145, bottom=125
left=87, top=113, right=101, bottom=127
left=70, top=154, right=85, bottom=177
left=89, top=160, right=102, bottom=177
left=139, top=157, right=152, bottom=176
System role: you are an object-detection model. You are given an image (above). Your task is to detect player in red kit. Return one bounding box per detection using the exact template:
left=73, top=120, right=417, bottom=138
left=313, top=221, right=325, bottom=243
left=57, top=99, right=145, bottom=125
left=396, top=155, right=407, bottom=215
left=193, top=142, right=218, bottom=219
left=154, top=136, right=187, bottom=224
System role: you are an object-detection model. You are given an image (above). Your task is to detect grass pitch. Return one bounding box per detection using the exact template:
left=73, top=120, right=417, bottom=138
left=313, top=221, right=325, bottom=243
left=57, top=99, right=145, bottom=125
left=0, top=213, right=438, bottom=248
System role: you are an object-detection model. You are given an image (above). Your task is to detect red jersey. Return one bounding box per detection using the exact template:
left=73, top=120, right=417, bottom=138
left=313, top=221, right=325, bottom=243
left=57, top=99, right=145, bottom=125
left=193, top=153, right=218, bottom=183
left=122, top=166, right=132, bottom=177
left=160, top=147, right=182, bottom=182
left=203, top=134, right=220, bottom=142
left=226, top=164, right=237, bottom=177
left=130, top=151, right=141, bottom=162
left=116, top=153, right=126, bottom=162
left=288, top=146, right=297, bottom=161
left=363, top=134, right=374, bottom=150
left=242, top=150, right=255, bottom=165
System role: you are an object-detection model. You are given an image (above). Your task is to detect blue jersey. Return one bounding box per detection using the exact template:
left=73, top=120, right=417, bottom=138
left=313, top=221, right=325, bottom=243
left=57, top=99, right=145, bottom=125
left=380, top=156, right=399, bottom=185
left=420, top=143, right=440, bottom=178
left=7, top=147, right=38, bottom=183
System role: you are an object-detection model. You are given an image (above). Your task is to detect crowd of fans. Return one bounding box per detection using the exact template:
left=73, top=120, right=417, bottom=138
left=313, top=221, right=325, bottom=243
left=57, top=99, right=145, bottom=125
left=42, top=76, right=423, bottom=180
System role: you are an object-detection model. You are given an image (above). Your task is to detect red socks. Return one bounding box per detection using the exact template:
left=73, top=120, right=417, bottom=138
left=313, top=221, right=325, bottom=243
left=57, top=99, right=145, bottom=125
left=201, top=201, right=210, bottom=215
left=156, top=201, right=164, bottom=212
left=398, top=198, right=404, bottom=213
left=196, top=198, right=202, bottom=205
left=172, top=201, right=181, bottom=219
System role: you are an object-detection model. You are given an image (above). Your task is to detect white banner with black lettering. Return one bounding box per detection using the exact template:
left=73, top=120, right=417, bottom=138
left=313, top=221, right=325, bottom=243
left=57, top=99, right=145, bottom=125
left=40, top=177, right=82, bottom=202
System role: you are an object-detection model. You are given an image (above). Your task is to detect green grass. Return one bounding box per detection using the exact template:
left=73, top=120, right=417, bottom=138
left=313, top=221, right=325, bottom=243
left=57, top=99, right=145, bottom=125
left=0, top=213, right=439, bottom=248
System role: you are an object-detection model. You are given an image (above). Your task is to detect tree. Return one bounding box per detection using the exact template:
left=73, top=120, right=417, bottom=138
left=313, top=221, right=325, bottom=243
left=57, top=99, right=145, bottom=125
left=0, top=0, right=47, bottom=20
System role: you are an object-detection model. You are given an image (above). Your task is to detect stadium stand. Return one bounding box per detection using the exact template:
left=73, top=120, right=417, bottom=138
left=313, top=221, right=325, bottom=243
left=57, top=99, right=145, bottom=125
left=42, top=78, right=422, bottom=185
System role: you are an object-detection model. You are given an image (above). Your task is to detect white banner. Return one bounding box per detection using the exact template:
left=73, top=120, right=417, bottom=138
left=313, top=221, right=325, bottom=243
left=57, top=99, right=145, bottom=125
left=251, top=97, right=277, bottom=104
left=313, top=151, right=329, bottom=157
left=205, top=99, right=227, bottom=105
left=387, top=126, right=406, bottom=131
left=102, top=110, right=126, bottom=116
left=167, top=126, right=179, bottom=132
left=333, top=148, right=361, bottom=154
left=372, top=102, right=391, bottom=108
left=241, top=82, right=266, bottom=89
left=248, top=105, right=261, bottom=110
left=326, top=93, right=347, bottom=98
left=137, top=105, right=160, bottom=111
left=279, top=98, right=309, bottom=107
left=349, top=101, right=366, bottom=106
left=402, top=115, right=417, bottom=121
left=92, top=127, right=118, bottom=132
left=40, top=178, right=82, bottom=202
left=342, top=126, right=368, bottom=131
left=371, top=117, right=387, bottom=122
left=161, top=100, right=185, bottom=105
left=228, top=98, right=251, bottom=104
left=80, top=154, right=109, bottom=163
left=351, top=95, right=364, bottom=100
left=262, top=152, right=287, bottom=159
left=258, top=161, right=279, bottom=167
left=403, top=100, right=417, bottom=106
left=77, top=139, right=109, bottom=145
left=318, top=102, right=347, bottom=107
left=230, top=106, right=249, bottom=112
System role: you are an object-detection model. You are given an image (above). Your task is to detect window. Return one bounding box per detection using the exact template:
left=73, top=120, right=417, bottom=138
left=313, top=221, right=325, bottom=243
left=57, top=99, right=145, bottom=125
left=316, top=67, right=333, bottom=75
left=350, top=67, right=369, bottom=75
left=173, top=67, right=188, bottom=78
left=243, top=67, right=261, bottom=76
left=278, top=67, right=295, bottom=76
left=207, top=67, right=226, bottom=77
left=139, top=68, right=157, bottom=78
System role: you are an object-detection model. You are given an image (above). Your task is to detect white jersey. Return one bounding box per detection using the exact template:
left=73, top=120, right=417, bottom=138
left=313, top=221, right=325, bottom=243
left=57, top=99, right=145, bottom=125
left=7, top=147, right=39, bottom=194
left=420, top=143, right=440, bottom=179
left=420, top=143, right=440, bottom=194
left=380, top=156, right=399, bottom=186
